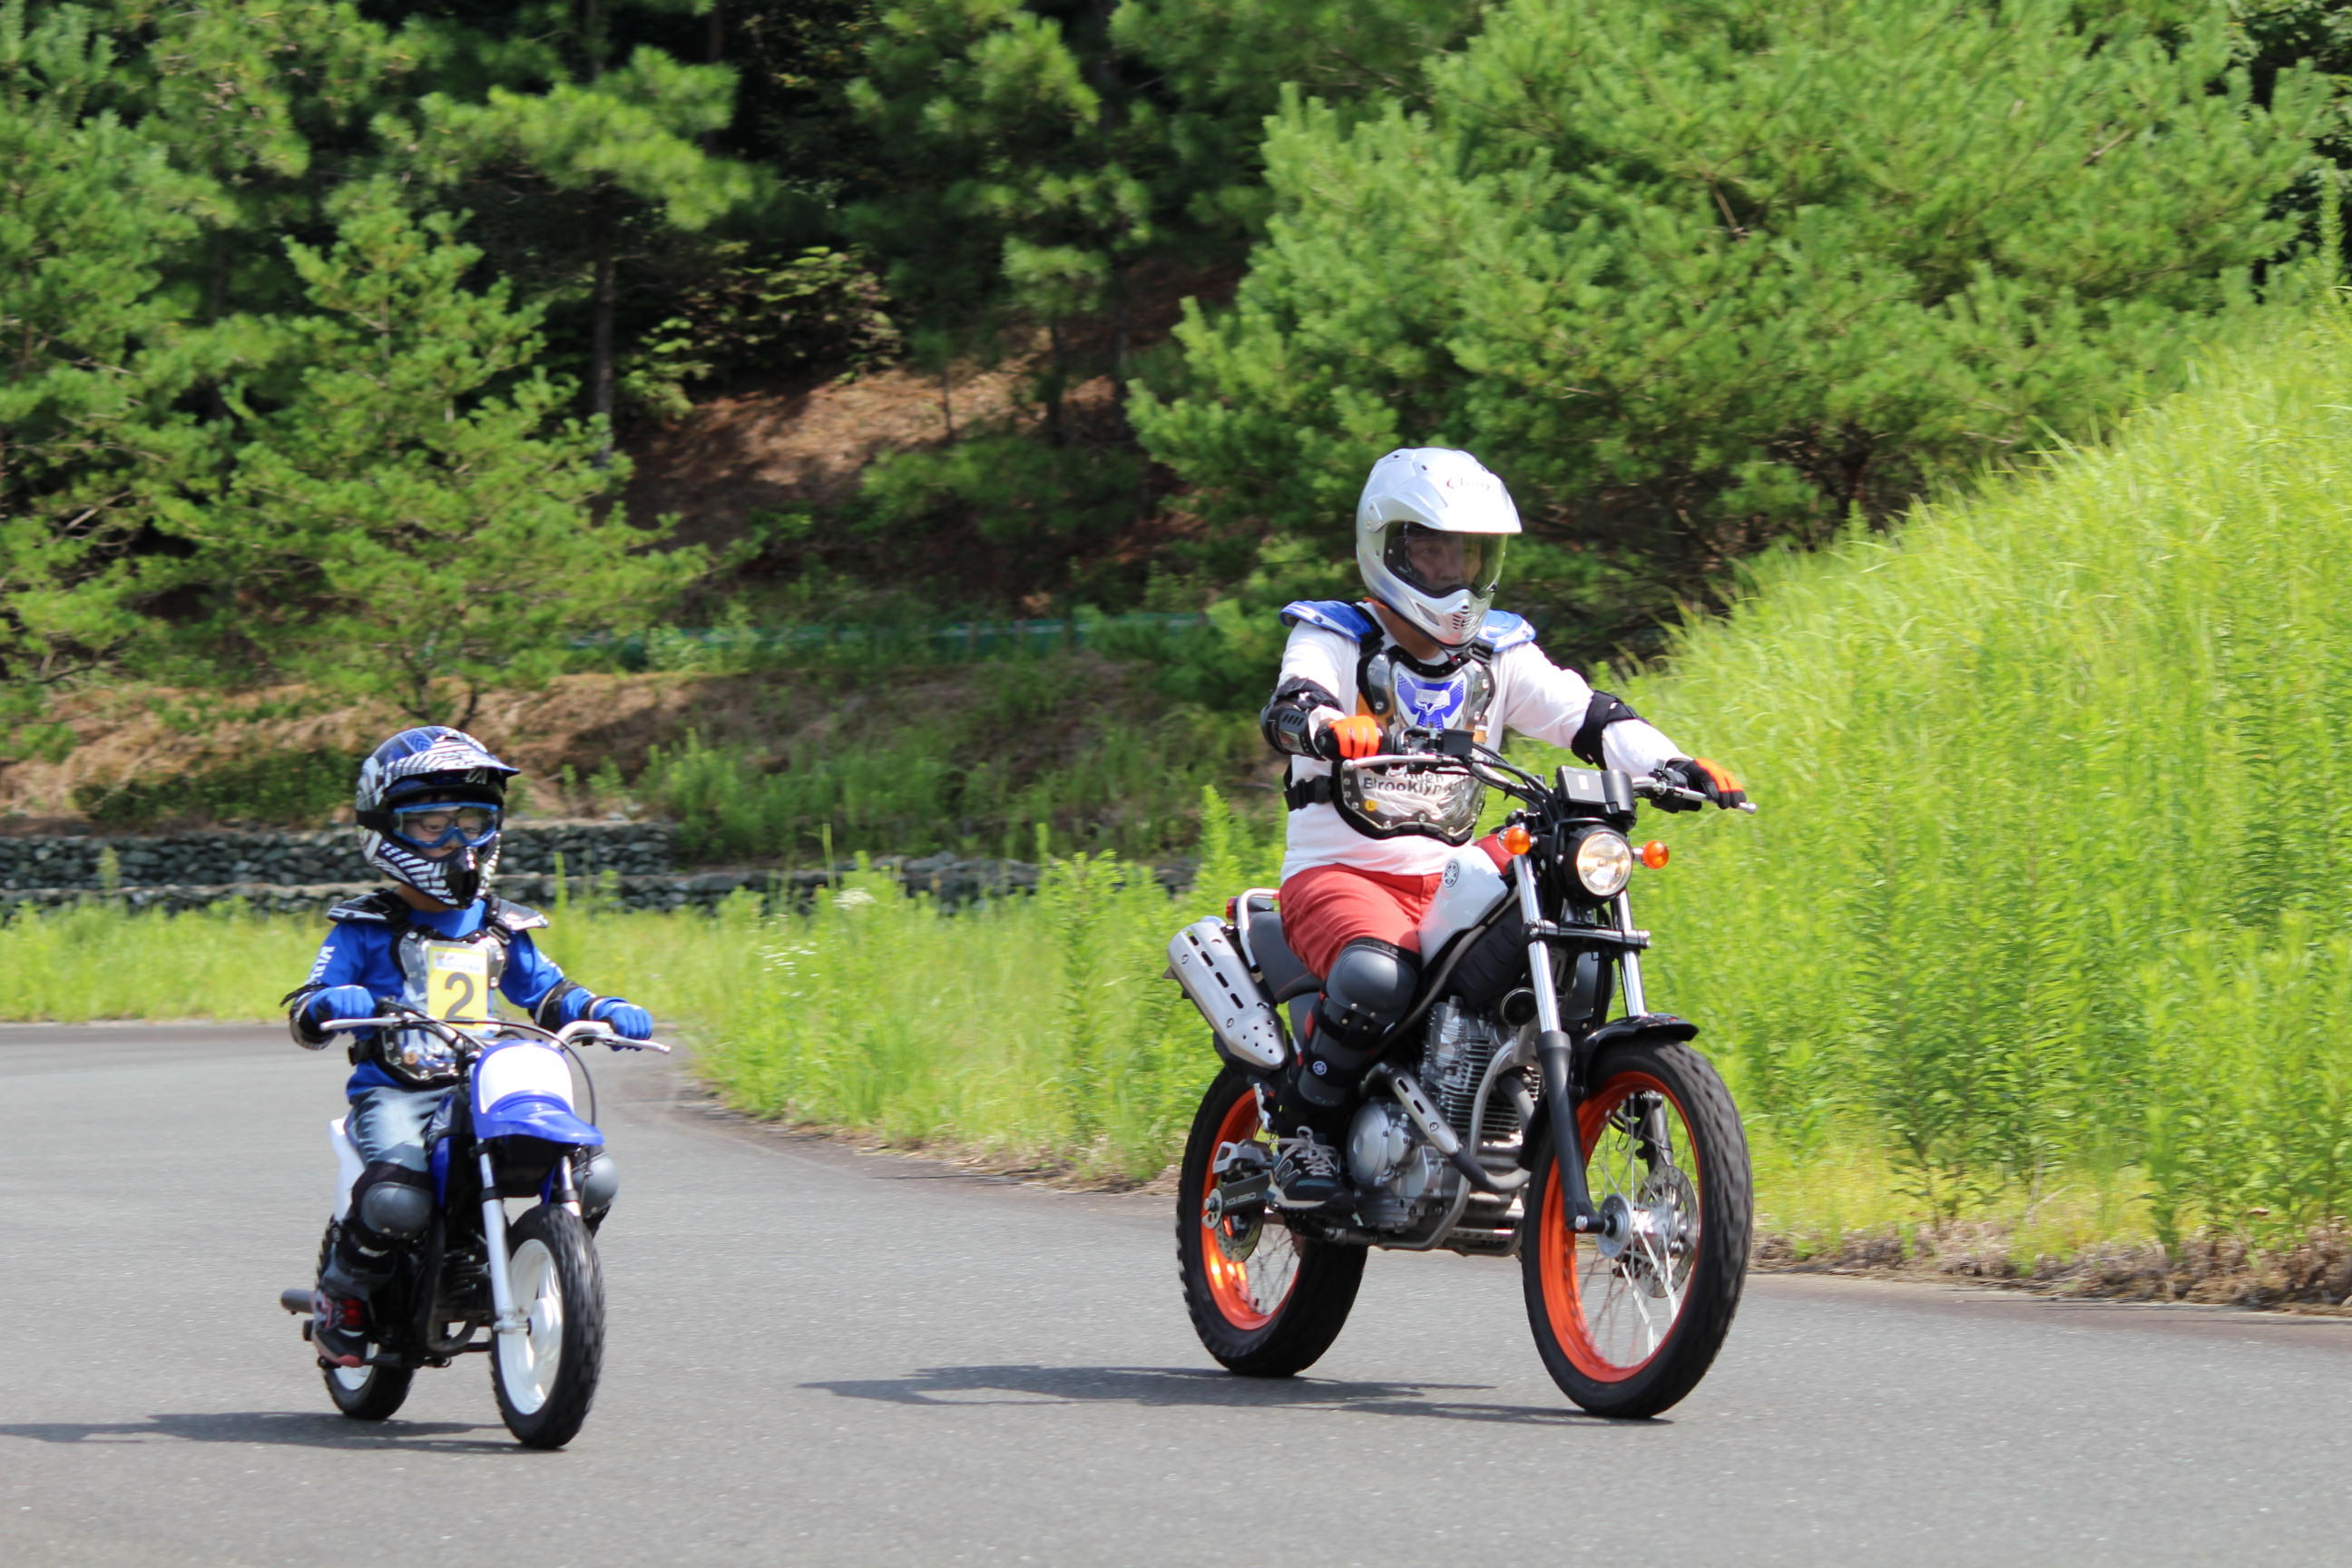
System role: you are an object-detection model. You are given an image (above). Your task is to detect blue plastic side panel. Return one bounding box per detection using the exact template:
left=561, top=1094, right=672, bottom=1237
left=476, top=1093, right=605, bottom=1148
left=1280, top=600, right=1378, bottom=642
left=1479, top=611, right=1535, bottom=653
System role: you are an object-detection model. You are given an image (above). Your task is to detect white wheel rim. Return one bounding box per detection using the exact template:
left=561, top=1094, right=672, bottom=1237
left=331, top=1365, right=373, bottom=1392
left=498, top=1239, right=564, bottom=1416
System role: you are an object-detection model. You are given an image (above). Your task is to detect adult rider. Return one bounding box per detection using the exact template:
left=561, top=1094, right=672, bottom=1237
left=1257, top=447, right=1747, bottom=1207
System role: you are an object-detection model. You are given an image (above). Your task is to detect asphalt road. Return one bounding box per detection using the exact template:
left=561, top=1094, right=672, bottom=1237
left=6, top=1023, right=2352, bottom=1567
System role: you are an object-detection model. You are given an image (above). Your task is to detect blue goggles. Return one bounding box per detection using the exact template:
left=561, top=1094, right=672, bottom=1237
left=390, top=801, right=502, bottom=850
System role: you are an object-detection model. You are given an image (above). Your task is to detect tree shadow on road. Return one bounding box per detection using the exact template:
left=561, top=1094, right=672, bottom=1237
left=803, top=1364, right=1659, bottom=1426
left=0, top=1411, right=522, bottom=1454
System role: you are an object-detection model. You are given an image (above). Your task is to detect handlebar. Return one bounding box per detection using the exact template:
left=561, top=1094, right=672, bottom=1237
left=1339, top=750, right=1759, bottom=814
left=318, top=1005, right=674, bottom=1054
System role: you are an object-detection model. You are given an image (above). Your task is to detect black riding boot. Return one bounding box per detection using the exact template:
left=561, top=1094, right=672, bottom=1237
left=1267, top=938, right=1421, bottom=1209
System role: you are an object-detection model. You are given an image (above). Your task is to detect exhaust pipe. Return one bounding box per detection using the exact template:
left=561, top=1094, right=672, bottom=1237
left=1166, top=918, right=1289, bottom=1071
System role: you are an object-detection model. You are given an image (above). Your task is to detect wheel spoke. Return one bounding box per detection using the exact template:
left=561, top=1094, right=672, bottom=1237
left=1554, top=1074, right=1706, bottom=1371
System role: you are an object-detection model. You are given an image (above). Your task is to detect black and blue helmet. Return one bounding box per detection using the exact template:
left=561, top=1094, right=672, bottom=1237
left=354, top=727, right=520, bottom=906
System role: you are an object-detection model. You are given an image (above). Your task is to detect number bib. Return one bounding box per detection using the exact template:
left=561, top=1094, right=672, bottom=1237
left=424, top=941, right=491, bottom=1021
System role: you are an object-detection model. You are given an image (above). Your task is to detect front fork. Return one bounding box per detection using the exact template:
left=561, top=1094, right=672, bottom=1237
left=1518, top=859, right=1646, bottom=1236
left=480, top=1148, right=583, bottom=1334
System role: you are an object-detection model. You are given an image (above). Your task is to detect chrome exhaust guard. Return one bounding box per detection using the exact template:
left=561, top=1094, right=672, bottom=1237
left=1167, top=917, right=1289, bottom=1071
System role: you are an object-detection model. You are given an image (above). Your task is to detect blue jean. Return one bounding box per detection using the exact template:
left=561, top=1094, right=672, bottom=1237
left=348, top=1084, right=455, bottom=1173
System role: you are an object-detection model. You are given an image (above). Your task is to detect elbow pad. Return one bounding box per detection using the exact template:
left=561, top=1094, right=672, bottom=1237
left=282, top=984, right=330, bottom=1049
left=1262, top=678, right=1343, bottom=759
left=534, top=981, right=597, bottom=1032
left=1571, top=690, right=1644, bottom=769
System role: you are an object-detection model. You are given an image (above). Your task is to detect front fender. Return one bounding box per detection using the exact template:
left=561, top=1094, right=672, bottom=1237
left=1516, top=1013, right=1700, bottom=1167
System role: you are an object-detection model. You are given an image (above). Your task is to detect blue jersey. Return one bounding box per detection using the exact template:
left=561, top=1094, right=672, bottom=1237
left=299, top=896, right=581, bottom=1095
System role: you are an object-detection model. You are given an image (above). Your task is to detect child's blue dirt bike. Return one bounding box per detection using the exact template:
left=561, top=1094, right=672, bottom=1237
left=277, top=1003, right=669, bottom=1448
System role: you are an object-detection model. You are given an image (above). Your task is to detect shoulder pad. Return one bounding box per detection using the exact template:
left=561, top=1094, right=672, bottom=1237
left=1478, top=611, right=1537, bottom=654
left=492, top=897, right=550, bottom=934
left=326, top=889, right=411, bottom=925
left=1280, top=600, right=1379, bottom=642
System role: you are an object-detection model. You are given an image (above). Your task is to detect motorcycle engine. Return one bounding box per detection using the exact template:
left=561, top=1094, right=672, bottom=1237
left=1344, top=1000, right=1521, bottom=1230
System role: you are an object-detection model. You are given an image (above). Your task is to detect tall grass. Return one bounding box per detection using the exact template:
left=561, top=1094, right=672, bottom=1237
left=534, top=802, right=1282, bottom=1179
left=1608, top=309, right=2352, bottom=1249
left=0, top=795, right=1282, bottom=1183
left=0, top=900, right=320, bottom=1019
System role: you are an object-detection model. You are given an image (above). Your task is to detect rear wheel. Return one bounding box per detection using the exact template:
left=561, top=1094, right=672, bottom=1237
left=490, top=1204, right=605, bottom=1448
left=1177, top=1064, right=1366, bottom=1377
left=315, top=1221, right=412, bottom=1422
left=1522, top=1041, right=1750, bottom=1418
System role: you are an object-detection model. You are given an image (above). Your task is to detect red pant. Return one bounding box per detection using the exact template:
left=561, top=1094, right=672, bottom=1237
left=1277, top=865, right=1443, bottom=979
left=1278, top=839, right=1511, bottom=979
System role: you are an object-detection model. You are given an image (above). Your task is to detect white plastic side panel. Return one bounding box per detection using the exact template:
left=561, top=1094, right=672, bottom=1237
left=329, top=1117, right=364, bottom=1220
left=1416, top=845, right=1509, bottom=953
left=1168, top=918, right=1289, bottom=1071
left=473, top=1041, right=574, bottom=1115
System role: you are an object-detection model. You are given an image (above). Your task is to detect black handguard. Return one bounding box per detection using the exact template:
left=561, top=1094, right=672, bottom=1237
left=1262, top=677, right=1343, bottom=759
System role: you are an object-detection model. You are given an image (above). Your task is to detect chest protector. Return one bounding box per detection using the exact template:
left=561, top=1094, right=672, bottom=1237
left=324, top=891, right=544, bottom=1087
left=1283, top=601, right=1523, bottom=846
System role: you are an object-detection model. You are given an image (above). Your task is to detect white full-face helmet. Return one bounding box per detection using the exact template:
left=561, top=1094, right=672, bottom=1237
left=1356, top=447, right=1521, bottom=649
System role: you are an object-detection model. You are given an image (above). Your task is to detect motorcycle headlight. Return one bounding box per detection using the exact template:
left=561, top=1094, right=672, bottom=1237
left=1572, top=829, right=1633, bottom=899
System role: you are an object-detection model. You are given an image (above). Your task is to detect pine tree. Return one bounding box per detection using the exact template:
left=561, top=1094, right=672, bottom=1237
left=390, top=0, right=771, bottom=455
left=1110, top=0, right=1484, bottom=235
left=846, top=0, right=1157, bottom=426
left=0, top=0, right=227, bottom=757
left=150, top=193, right=705, bottom=724
left=1132, top=0, right=2328, bottom=640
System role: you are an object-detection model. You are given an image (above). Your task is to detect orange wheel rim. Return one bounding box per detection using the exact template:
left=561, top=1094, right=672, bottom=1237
left=1199, top=1091, right=1300, bottom=1330
left=1537, top=1071, right=1701, bottom=1382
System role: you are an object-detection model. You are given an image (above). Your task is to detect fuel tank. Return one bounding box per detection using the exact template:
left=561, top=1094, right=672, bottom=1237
left=1416, top=843, right=1510, bottom=955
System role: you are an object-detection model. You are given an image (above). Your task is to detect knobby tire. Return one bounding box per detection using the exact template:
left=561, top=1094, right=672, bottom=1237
left=1177, top=1063, right=1366, bottom=1377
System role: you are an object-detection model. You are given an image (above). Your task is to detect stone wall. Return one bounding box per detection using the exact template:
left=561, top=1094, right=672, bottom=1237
left=0, top=831, right=1192, bottom=916
left=0, top=821, right=675, bottom=892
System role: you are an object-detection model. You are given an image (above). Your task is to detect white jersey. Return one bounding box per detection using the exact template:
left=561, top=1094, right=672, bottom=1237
left=1275, top=608, right=1680, bottom=883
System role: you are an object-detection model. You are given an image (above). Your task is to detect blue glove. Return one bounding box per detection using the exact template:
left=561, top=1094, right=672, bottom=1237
left=309, top=985, right=377, bottom=1027
left=590, top=997, right=653, bottom=1041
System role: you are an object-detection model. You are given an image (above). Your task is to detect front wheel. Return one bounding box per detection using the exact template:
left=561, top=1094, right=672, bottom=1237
left=1522, top=1040, right=1751, bottom=1418
left=1177, top=1064, right=1366, bottom=1377
left=490, top=1204, right=605, bottom=1448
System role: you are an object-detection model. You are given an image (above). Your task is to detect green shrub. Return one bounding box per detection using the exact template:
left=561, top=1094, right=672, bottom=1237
left=72, top=749, right=352, bottom=830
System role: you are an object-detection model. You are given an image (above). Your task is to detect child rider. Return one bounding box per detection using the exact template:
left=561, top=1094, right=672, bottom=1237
left=1257, top=447, right=1747, bottom=1207
left=283, top=727, right=657, bottom=1367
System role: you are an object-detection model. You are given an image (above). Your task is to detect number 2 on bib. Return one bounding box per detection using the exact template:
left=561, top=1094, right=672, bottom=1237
left=425, top=943, right=490, bottom=1021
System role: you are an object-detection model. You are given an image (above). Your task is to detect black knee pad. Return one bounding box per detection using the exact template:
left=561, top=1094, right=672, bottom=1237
left=1295, top=939, right=1422, bottom=1110
left=1317, top=938, right=1420, bottom=1044
left=350, top=1161, right=433, bottom=1246
left=577, top=1151, right=618, bottom=1220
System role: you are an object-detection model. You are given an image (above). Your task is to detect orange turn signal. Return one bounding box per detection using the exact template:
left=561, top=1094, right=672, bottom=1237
left=1639, top=841, right=1670, bottom=869
left=1499, top=824, right=1534, bottom=857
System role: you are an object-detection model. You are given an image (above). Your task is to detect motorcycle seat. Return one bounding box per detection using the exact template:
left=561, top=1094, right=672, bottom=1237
left=1247, top=908, right=1321, bottom=1040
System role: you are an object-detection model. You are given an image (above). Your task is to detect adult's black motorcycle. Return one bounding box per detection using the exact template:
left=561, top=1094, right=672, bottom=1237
left=1167, top=740, right=1754, bottom=1418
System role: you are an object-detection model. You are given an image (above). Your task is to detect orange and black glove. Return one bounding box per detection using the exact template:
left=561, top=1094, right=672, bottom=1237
left=1316, top=713, right=1384, bottom=761
left=1653, top=757, right=1747, bottom=812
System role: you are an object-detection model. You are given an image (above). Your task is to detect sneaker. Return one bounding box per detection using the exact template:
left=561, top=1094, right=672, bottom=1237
left=312, top=1289, right=368, bottom=1368
left=1269, top=1129, right=1351, bottom=1211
